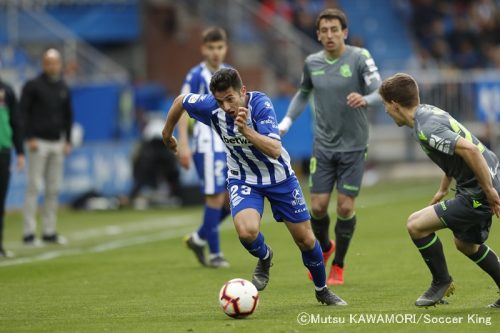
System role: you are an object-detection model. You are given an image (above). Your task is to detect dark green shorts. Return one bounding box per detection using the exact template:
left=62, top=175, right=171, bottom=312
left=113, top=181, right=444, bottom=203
left=309, top=148, right=367, bottom=197
left=433, top=194, right=492, bottom=244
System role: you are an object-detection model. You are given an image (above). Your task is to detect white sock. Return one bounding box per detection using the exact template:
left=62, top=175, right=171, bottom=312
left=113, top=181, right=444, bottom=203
left=209, top=252, right=222, bottom=260
left=262, top=248, right=270, bottom=260
left=315, top=285, right=327, bottom=291
left=192, top=232, right=207, bottom=246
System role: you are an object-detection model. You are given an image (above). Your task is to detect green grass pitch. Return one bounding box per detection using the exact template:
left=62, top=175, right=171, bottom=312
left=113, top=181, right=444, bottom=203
left=0, top=178, right=499, bottom=332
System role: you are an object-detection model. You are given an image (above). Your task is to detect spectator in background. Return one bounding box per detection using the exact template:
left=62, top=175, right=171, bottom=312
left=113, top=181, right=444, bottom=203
left=20, top=49, right=73, bottom=246
left=0, top=72, right=25, bottom=257
left=409, top=0, right=500, bottom=69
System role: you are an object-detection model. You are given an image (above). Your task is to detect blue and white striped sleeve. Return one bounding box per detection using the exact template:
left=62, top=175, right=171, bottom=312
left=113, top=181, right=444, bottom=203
left=252, top=96, right=281, bottom=141
left=181, top=93, right=215, bottom=127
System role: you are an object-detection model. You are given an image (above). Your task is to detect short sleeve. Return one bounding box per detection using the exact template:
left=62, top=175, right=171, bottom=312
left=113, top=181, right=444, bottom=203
left=419, top=122, right=460, bottom=156
left=252, top=96, right=281, bottom=141
left=182, top=93, right=217, bottom=127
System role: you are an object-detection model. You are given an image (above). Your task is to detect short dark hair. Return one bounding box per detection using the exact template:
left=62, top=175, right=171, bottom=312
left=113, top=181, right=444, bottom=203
left=202, top=27, right=227, bottom=44
left=379, top=73, right=420, bottom=108
left=209, top=68, right=243, bottom=94
left=315, top=8, right=348, bottom=30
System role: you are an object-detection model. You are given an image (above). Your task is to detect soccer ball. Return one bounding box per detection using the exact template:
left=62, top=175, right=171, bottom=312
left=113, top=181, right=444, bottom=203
left=218, top=278, right=259, bottom=318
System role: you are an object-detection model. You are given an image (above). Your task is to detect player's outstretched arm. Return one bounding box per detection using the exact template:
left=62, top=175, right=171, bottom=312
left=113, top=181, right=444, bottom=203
left=177, top=113, right=192, bottom=169
left=236, top=107, right=281, bottom=159
left=162, top=94, right=187, bottom=154
left=455, top=137, right=500, bottom=217
left=430, top=174, right=452, bottom=205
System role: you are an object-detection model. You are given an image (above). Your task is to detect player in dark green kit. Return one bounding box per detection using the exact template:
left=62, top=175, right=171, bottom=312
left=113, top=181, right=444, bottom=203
left=380, top=73, right=500, bottom=308
left=278, top=8, right=382, bottom=285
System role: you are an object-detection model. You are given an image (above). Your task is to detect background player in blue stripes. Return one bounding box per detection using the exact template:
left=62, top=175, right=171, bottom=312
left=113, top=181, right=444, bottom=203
left=380, top=73, right=500, bottom=308
left=278, top=8, right=382, bottom=285
left=162, top=68, right=347, bottom=305
left=178, top=27, right=231, bottom=268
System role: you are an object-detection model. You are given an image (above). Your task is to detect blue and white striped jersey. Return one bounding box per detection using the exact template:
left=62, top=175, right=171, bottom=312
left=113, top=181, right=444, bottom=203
left=180, top=62, right=227, bottom=154
left=182, top=92, right=295, bottom=185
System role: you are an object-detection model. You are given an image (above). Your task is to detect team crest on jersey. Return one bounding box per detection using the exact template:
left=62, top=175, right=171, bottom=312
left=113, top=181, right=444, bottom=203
left=188, top=94, right=200, bottom=103
left=263, top=101, right=272, bottom=109
left=291, top=188, right=305, bottom=206
left=340, top=64, right=352, bottom=78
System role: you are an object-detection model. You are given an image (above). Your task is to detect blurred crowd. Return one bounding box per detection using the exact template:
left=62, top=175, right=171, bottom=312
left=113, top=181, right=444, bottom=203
left=258, top=0, right=500, bottom=70
left=257, top=0, right=341, bottom=39
left=402, top=0, right=500, bottom=69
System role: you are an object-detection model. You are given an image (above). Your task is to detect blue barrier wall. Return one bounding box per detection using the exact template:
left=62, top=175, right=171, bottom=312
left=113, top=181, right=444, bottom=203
left=72, top=84, right=122, bottom=141
left=6, top=141, right=134, bottom=210
left=6, top=140, right=204, bottom=210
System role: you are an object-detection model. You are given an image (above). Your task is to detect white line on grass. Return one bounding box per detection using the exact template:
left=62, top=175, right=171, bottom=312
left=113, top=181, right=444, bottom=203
left=4, top=215, right=196, bottom=249
left=1, top=183, right=434, bottom=267
left=0, top=216, right=236, bottom=267
left=0, top=226, right=194, bottom=267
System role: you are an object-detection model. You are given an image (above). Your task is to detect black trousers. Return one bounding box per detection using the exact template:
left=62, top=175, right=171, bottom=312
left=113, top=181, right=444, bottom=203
left=0, top=150, right=11, bottom=249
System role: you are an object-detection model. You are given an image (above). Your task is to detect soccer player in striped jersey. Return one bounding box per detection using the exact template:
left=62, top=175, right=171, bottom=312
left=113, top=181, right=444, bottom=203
left=278, top=8, right=382, bottom=285
left=380, top=73, right=500, bottom=308
left=178, top=27, right=231, bottom=268
left=163, top=68, right=347, bottom=305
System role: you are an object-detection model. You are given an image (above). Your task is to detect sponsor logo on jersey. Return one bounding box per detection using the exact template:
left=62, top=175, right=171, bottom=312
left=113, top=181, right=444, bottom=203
left=188, top=94, right=200, bottom=103
left=340, top=64, right=352, bottom=78
left=259, top=117, right=278, bottom=128
left=489, top=161, right=498, bottom=178
left=294, top=207, right=308, bottom=214
left=365, top=58, right=378, bottom=72
left=429, top=134, right=452, bottom=154
left=222, top=134, right=250, bottom=145
left=311, top=70, right=325, bottom=76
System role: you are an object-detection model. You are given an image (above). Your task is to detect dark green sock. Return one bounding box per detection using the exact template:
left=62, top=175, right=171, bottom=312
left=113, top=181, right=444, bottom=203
left=412, top=233, right=451, bottom=284
left=467, top=244, right=500, bottom=290
left=311, top=214, right=332, bottom=252
left=332, top=215, right=356, bottom=268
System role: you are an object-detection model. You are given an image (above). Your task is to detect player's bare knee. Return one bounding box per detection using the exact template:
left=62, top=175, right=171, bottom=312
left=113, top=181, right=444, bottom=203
left=234, top=221, right=259, bottom=242
left=295, top=235, right=316, bottom=251
left=337, top=205, right=353, bottom=219
left=311, top=205, right=328, bottom=219
left=406, top=214, right=422, bottom=238
left=237, top=228, right=259, bottom=243
left=304, top=232, right=317, bottom=250
left=454, top=238, right=478, bottom=255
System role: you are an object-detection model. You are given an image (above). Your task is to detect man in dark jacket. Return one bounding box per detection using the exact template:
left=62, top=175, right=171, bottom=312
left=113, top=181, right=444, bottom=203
left=0, top=74, right=25, bottom=257
left=20, top=48, right=73, bottom=245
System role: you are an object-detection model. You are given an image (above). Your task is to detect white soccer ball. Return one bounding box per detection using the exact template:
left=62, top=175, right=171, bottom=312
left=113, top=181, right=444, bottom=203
left=218, top=278, right=259, bottom=318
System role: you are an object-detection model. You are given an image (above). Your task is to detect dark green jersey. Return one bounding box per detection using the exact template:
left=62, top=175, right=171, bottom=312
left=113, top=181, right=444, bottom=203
left=414, top=104, right=500, bottom=197
left=288, top=45, right=381, bottom=152
left=0, top=79, right=23, bottom=154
